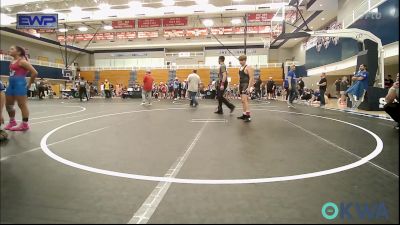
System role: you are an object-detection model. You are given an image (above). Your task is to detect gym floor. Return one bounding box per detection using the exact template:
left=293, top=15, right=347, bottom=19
left=1, top=98, right=398, bottom=224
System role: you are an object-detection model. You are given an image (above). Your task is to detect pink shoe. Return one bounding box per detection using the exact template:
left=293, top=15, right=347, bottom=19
left=4, top=120, right=17, bottom=130
left=9, top=122, right=29, bottom=132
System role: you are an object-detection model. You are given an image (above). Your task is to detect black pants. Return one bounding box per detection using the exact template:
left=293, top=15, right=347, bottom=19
left=38, top=87, right=45, bottom=99
left=288, top=88, right=296, bottom=103
left=79, top=87, right=89, bottom=101
left=285, top=88, right=289, bottom=100
left=384, top=103, right=400, bottom=123
left=105, top=90, right=111, bottom=98
left=320, top=89, right=326, bottom=106
left=255, top=89, right=261, bottom=99
left=216, top=82, right=234, bottom=112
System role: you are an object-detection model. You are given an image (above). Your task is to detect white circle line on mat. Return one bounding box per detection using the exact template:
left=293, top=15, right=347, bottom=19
left=32, top=106, right=86, bottom=120
left=40, top=108, right=383, bottom=185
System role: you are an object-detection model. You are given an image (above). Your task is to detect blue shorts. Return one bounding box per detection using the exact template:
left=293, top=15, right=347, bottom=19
left=5, top=76, right=27, bottom=96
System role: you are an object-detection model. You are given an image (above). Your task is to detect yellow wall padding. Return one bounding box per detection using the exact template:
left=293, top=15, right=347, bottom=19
left=99, top=70, right=130, bottom=87
left=79, top=71, right=95, bottom=83
left=259, top=68, right=283, bottom=80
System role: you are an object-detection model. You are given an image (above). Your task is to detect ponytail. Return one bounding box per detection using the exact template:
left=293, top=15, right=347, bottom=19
left=14, top=46, right=28, bottom=60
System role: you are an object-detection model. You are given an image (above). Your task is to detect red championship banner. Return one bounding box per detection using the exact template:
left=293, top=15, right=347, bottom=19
left=258, top=25, right=271, bottom=34
left=75, top=33, right=94, bottom=41
left=247, top=26, right=259, bottom=34
left=57, top=35, right=75, bottom=42
left=163, top=17, right=188, bottom=27
left=164, top=29, right=185, bottom=38
left=112, top=20, right=135, bottom=29
left=233, top=26, right=245, bottom=34
left=116, top=32, right=136, bottom=39
left=186, top=28, right=208, bottom=37
left=210, top=27, right=224, bottom=35
left=95, top=32, right=115, bottom=40
left=36, top=29, right=55, bottom=33
left=247, top=13, right=274, bottom=22
left=223, top=27, right=234, bottom=35
left=138, top=18, right=162, bottom=28
left=138, top=31, right=159, bottom=38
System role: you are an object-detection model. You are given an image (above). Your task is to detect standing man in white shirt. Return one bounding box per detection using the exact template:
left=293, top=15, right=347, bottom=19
left=100, top=82, right=105, bottom=97
left=187, top=69, right=201, bottom=107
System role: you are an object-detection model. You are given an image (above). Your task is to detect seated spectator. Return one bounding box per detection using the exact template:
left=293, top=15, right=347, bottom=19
left=300, top=88, right=313, bottom=101
left=384, top=73, right=399, bottom=129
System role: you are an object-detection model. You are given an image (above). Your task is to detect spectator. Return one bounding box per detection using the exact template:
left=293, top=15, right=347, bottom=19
left=78, top=77, right=89, bottom=102
left=182, top=80, right=188, bottom=99
left=287, top=64, right=297, bottom=108
left=100, top=82, right=104, bottom=97
left=266, top=77, right=275, bottom=100
left=28, top=82, right=36, bottom=98
left=104, top=79, right=111, bottom=98
left=298, top=77, right=305, bottom=97
left=346, top=64, right=369, bottom=110
left=300, top=88, right=313, bottom=101
left=0, top=80, right=7, bottom=141
left=384, top=73, right=399, bottom=129
left=384, top=75, right=394, bottom=89
left=334, top=78, right=341, bottom=98
left=254, top=77, right=262, bottom=100
left=317, top=73, right=328, bottom=107
left=37, top=78, right=46, bottom=100
left=339, top=76, right=349, bottom=105
left=141, top=70, right=154, bottom=106
left=173, top=78, right=180, bottom=100
left=187, top=69, right=201, bottom=107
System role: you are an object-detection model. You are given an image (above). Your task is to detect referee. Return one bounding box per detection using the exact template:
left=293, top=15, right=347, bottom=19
left=214, top=56, right=235, bottom=114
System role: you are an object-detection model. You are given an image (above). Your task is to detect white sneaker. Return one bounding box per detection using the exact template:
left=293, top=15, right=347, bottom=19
left=287, top=103, right=296, bottom=108
left=140, top=102, right=146, bottom=105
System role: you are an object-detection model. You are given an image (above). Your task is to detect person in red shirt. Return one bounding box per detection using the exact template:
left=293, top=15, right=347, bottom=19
left=141, top=70, right=154, bottom=106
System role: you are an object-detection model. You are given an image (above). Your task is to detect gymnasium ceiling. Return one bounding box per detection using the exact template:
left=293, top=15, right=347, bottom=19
left=0, top=0, right=338, bottom=50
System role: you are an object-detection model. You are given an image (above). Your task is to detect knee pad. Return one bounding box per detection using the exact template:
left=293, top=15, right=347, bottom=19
left=6, top=105, right=15, bottom=112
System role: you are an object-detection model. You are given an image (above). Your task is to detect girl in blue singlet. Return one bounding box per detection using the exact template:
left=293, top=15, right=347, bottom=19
left=4, top=46, right=38, bottom=131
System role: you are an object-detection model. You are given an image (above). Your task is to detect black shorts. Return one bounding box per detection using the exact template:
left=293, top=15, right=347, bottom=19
left=267, top=89, right=274, bottom=94
left=239, top=83, right=249, bottom=94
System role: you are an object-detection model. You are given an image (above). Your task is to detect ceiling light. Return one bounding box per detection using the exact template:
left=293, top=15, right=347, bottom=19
left=231, top=18, right=242, bottom=25
left=59, top=28, right=68, bottom=32
left=195, top=0, right=208, bottom=5
left=98, top=3, right=110, bottom=10
left=202, top=19, right=213, bottom=27
left=128, top=1, right=142, bottom=8
left=269, top=2, right=288, bottom=9
left=42, top=8, right=55, bottom=13
left=78, top=26, right=88, bottom=32
left=104, top=25, right=113, bottom=30
left=70, top=6, right=81, bottom=12
left=162, top=0, right=175, bottom=6
left=232, top=0, right=244, bottom=2
left=319, top=4, right=323, bottom=7
left=321, top=18, right=325, bottom=20
left=389, top=7, right=396, bottom=16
